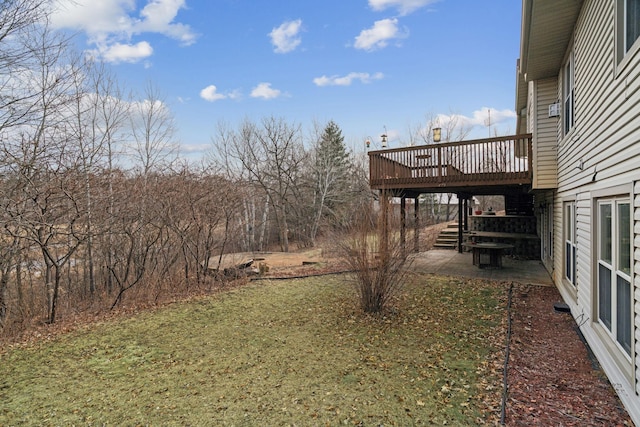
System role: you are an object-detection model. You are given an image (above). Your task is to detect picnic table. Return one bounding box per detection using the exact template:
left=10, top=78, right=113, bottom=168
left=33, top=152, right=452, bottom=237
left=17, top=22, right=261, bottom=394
left=462, top=242, right=514, bottom=269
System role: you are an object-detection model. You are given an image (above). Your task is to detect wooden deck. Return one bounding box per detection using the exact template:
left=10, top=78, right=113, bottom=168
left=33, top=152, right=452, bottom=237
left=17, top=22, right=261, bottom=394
left=368, top=134, right=533, bottom=195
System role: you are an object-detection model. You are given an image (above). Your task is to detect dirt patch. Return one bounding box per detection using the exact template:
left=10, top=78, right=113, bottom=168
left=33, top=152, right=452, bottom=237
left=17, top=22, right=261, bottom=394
left=213, top=221, right=456, bottom=276
left=209, top=250, right=324, bottom=269
left=208, top=248, right=348, bottom=278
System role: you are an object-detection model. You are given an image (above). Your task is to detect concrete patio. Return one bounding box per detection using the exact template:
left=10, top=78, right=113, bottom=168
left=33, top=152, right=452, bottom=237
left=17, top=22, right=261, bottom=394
left=408, top=249, right=554, bottom=286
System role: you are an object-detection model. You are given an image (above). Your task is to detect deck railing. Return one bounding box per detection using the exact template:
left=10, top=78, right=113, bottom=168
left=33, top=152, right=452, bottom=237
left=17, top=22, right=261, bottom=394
left=368, top=134, right=533, bottom=191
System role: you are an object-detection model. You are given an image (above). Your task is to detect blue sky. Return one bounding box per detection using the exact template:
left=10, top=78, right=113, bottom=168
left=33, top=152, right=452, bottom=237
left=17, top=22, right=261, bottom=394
left=50, top=0, right=522, bottom=158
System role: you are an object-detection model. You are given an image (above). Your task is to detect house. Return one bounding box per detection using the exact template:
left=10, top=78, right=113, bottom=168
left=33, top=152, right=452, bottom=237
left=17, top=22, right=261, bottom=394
left=367, top=0, right=639, bottom=420
left=517, top=0, right=640, bottom=422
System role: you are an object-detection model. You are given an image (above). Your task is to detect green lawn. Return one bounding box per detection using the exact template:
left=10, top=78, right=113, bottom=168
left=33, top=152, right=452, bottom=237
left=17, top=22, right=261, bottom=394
left=0, top=274, right=505, bottom=426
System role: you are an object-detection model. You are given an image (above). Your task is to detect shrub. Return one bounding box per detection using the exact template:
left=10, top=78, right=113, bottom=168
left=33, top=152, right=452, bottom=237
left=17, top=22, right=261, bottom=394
left=337, top=193, right=410, bottom=313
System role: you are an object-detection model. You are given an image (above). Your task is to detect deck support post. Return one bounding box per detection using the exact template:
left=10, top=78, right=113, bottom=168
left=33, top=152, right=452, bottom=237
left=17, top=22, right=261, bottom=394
left=458, top=195, right=464, bottom=253
left=463, top=197, right=469, bottom=231
left=414, top=196, right=420, bottom=252
left=400, top=197, right=406, bottom=253
left=380, top=190, right=389, bottom=260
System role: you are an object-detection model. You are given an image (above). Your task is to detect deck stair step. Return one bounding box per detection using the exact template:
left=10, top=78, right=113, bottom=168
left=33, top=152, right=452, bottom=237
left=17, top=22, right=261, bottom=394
left=433, top=223, right=465, bottom=250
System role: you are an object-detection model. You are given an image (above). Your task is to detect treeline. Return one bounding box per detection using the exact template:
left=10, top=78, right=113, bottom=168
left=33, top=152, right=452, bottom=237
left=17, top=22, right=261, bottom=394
left=0, top=1, right=371, bottom=334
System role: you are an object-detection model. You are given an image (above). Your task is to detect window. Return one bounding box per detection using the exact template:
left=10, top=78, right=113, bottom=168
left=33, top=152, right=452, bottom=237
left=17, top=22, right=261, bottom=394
left=617, top=0, right=640, bottom=62
left=626, top=0, right=640, bottom=52
left=597, top=198, right=632, bottom=356
left=563, top=50, right=574, bottom=135
left=564, top=202, right=577, bottom=286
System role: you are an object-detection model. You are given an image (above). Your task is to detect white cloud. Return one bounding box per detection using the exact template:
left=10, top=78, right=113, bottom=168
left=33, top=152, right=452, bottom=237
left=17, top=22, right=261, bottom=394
left=369, top=0, right=438, bottom=15
left=93, top=41, right=154, bottom=63
left=200, top=85, right=227, bottom=102
left=138, top=0, right=198, bottom=45
left=226, top=90, right=241, bottom=100
left=50, top=0, right=135, bottom=41
left=199, top=85, right=241, bottom=102
left=313, top=72, right=384, bottom=87
left=431, top=107, right=517, bottom=138
left=354, top=18, right=407, bottom=51
left=50, top=0, right=197, bottom=63
left=131, top=98, right=170, bottom=116
left=250, top=83, right=281, bottom=100
left=269, top=19, right=303, bottom=53
left=180, top=143, right=210, bottom=154
left=468, top=107, right=517, bottom=127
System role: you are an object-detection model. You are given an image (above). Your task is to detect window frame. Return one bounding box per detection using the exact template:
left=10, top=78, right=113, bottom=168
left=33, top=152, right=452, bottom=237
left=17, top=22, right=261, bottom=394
left=564, top=201, right=577, bottom=287
left=616, top=0, right=640, bottom=66
left=596, top=197, right=632, bottom=358
left=563, top=49, right=575, bottom=136
left=625, top=0, right=640, bottom=52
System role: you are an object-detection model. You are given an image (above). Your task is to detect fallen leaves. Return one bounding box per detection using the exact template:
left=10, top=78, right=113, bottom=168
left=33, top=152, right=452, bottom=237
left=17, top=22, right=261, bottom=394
left=505, top=284, right=632, bottom=426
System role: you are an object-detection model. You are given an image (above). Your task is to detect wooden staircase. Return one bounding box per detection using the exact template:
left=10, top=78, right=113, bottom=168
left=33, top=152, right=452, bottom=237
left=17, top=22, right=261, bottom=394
left=433, top=223, right=461, bottom=250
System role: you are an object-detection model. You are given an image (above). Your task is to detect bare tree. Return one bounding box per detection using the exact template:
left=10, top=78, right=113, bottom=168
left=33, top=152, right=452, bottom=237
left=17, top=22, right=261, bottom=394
left=2, top=18, right=85, bottom=324
left=156, top=167, right=242, bottom=285
left=129, top=82, right=178, bottom=176
left=211, top=117, right=305, bottom=252
left=107, top=179, right=163, bottom=309
left=62, top=58, right=130, bottom=295
left=0, top=0, right=48, bottom=132
left=29, top=169, right=87, bottom=323
left=124, top=83, right=179, bottom=288
left=0, top=191, right=25, bottom=327
left=210, top=121, right=270, bottom=253
left=0, top=1, right=53, bottom=326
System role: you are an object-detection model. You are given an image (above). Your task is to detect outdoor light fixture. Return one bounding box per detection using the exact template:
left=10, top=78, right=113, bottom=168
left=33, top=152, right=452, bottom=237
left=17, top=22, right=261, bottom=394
left=433, top=127, right=442, bottom=143
left=380, top=125, right=388, bottom=148
left=365, top=135, right=377, bottom=149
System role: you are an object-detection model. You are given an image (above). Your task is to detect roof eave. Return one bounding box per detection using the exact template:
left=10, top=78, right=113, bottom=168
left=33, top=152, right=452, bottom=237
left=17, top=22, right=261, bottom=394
left=520, top=0, right=584, bottom=80
left=516, top=0, right=584, bottom=116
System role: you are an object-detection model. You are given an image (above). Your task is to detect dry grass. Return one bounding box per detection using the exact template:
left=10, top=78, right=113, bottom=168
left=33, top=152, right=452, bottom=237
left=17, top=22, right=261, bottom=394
left=0, top=273, right=505, bottom=426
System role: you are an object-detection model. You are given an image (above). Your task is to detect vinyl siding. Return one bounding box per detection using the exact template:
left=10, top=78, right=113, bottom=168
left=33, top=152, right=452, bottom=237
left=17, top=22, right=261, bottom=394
left=557, top=1, right=613, bottom=192
left=634, top=181, right=640, bottom=391
left=559, top=0, right=640, bottom=192
left=554, top=191, right=592, bottom=300
left=527, top=81, right=534, bottom=134
left=548, top=0, right=640, bottom=422
left=532, top=78, right=559, bottom=189
left=552, top=193, right=563, bottom=286
left=574, top=191, right=591, bottom=312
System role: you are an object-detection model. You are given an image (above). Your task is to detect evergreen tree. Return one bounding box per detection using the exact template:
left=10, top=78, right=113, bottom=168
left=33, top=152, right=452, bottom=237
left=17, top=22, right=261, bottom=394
left=309, top=120, right=353, bottom=242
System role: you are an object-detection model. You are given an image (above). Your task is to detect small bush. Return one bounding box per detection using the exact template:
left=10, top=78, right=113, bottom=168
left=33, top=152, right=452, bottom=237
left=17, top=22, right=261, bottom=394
left=337, top=193, right=410, bottom=313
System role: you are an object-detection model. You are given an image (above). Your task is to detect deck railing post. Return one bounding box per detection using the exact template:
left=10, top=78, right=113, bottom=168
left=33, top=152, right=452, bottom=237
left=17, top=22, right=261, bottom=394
left=414, top=196, right=420, bottom=252
left=437, top=146, right=442, bottom=182
left=400, top=197, right=406, bottom=253
left=458, top=196, right=463, bottom=253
